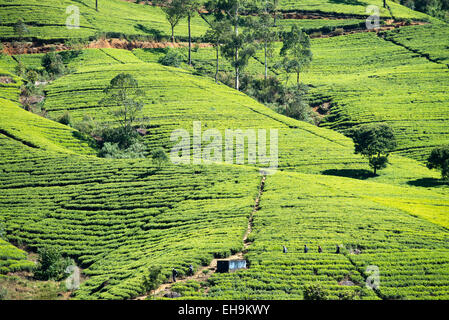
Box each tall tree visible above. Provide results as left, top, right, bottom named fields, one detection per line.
left=208, top=0, right=257, bottom=91
left=203, top=19, right=231, bottom=83
left=427, top=145, right=449, bottom=180
left=13, top=19, right=29, bottom=59
left=181, top=0, right=201, bottom=65
left=254, top=7, right=278, bottom=81
left=155, top=0, right=186, bottom=43
left=352, top=123, right=397, bottom=175
left=266, top=0, right=280, bottom=26
left=280, top=25, right=312, bottom=85
left=99, top=73, right=146, bottom=137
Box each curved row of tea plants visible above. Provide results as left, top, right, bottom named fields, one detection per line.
left=178, top=172, right=449, bottom=300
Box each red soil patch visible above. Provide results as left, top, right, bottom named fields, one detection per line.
left=2, top=39, right=212, bottom=55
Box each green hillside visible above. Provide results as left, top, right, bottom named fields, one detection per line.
left=277, top=0, right=431, bottom=20
left=181, top=171, right=449, bottom=299
left=298, top=32, right=449, bottom=162
left=0, top=0, right=433, bottom=42
left=0, top=0, right=448, bottom=302
left=0, top=239, right=35, bottom=274
left=29, top=48, right=438, bottom=185
left=0, top=0, right=209, bottom=41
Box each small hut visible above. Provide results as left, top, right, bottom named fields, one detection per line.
left=216, top=260, right=247, bottom=273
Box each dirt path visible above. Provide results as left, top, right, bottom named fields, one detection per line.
left=134, top=175, right=266, bottom=300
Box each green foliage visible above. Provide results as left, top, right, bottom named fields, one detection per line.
left=25, top=69, right=38, bottom=84
left=41, top=52, right=66, bottom=78
left=280, top=25, right=312, bottom=85
left=13, top=18, right=29, bottom=40
left=57, top=111, right=73, bottom=126
left=0, top=223, right=5, bottom=240
left=151, top=147, right=169, bottom=168
left=100, top=126, right=140, bottom=149
left=338, top=290, right=360, bottom=300
left=154, top=0, right=187, bottom=42
left=34, top=247, right=73, bottom=281
left=143, top=266, right=164, bottom=292
left=158, top=49, right=185, bottom=67
left=303, top=283, right=328, bottom=300
left=99, top=141, right=147, bottom=159
left=427, top=146, right=449, bottom=180
left=14, top=61, right=26, bottom=77
left=100, top=73, right=145, bottom=135
left=352, top=123, right=397, bottom=175
left=0, top=286, right=7, bottom=300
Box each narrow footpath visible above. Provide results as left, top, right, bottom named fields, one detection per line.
left=134, top=175, right=266, bottom=300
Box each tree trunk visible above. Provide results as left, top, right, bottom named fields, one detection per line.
left=383, top=0, right=386, bottom=8
left=96, top=0, right=98, bottom=11
left=215, top=45, right=219, bottom=84
left=264, top=41, right=268, bottom=81
left=171, top=25, right=175, bottom=43
left=188, top=15, right=192, bottom=66
left=234, top=6, right=239, bottom=91
left=296, top=71, right=300, bottom=85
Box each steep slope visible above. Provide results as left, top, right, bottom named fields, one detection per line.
left=0, top=0, right=448, bottom=301
left=297, top=31, right=449, bottom=162
left=0, top=0, right=208, bottom=41
left=181, top=171, right=449, bottom=300
left=38, top=48, right=441, bottom=186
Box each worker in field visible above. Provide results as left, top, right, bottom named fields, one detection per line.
left=283, top=245, right=288, bottom=253
left=172, top=268, right=178, bottom=282
left=304, top=245, right=308, bottom=253
left=318, top=246, right=322, bottom=253
left=188, top=264, right=194, bottom=276
left=336, top=245, right=340, bottom=254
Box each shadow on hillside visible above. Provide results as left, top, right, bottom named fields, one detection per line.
left=134, top=24, right=163, bottom=40
left=328, top=0, right=366, bottom=6
left=322, top=169, right=375, bottom=180
left=136, top=169, right=158, bottom=179
left=407, top=178, right=449, bottom=188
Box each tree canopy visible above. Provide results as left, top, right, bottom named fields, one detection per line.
left=99, top=73, right=145, bottom=136
left=352, top=123, right=397, bottom=175
left=427, top=145, right=449, bottom=180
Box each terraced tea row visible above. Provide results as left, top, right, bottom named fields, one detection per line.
left=383, top=23, right=449, bottom=65
left=0, top=238, right=34, bottom=274
left=277, top=0, right=431, bottom=20
left=0, top=0, right=209, bottom=41
left=34, top=50, right=440, bottom=186
left=0, top=132, right=262, bottom=299
left=179, top=172, right=449, bottom=299
left=294, top=31, right=449, bottom=162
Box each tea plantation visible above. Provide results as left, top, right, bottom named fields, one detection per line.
left=0, top=0, right=448, bottom=301
left=35, top=49, right=439, bottom=185
left=0, top=0, right=433, bottom=42
left=297, top=32, right=449, bottom=162
left=179, top=172, right=449, bottom=300
left=0, top=0, right=209, bottom=41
